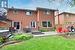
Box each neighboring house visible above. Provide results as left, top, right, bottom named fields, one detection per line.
left=0, top=15, right=11, bottom=29
left=0, top=8, right=11, bottom=30
left=55, top=12, right=75, bottom=27
left=5, top=7, right=56, bottom=31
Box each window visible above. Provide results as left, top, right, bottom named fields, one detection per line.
left=1, top=1, right=7, bottom=7
left=74, top=22, right=75, bottom=24
left=13, top=10, right=18, bottom=14
left=42, top=21, right=52, bottom=27
left=4, top=1, right=7, bottom=7
left=14, top=22, right=20, bottom=29
left=42, top=21, right=47, bottom=27
left=65, top=22, right=68, bottom=24
left=48, top=21, right=51, bottom=27
left=45, top=11, right=50, bottom=15
left=26, top=11, right=32, bottom=15
left=66, top=14, right=69, bottom=17
left=31, top=21, right=36, bottom=28
left=66, top=22, right=72, bottom=24
left=1, top=1, right=4, bottom=7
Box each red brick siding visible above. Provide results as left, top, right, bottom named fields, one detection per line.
left=7, top=9, right=55, bottom=31
left=37, top=10, right=55, bottom=28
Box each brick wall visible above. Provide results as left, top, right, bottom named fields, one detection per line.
left=7, top=8, right=55, bottom=31
left=56, top=12, right=75, bottom=27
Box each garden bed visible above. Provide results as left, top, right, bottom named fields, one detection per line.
left=0, top=33, right=33, bottom=48
left=58, top=32, right=75, bottom=39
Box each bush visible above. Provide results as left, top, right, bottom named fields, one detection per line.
left=39, top=29, right=48, bottom=32
left=10, top=34, right=33, bottom=41
left=66, top=32, right=75, bottom=35
left=51, top=27, right=56, bottom=31
left=0, top=36, right=4, bottom=44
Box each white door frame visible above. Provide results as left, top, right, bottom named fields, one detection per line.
left=12, top=21, right=21, bottom=30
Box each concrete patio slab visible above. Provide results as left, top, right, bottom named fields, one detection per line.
left=33, top=32, right=58, bottom=37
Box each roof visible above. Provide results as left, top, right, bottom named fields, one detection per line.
left=36, top=7, right=57, bottom=11
left=5, top=7, right=57, bottom=12
left=58, top=12, right=75, bottom=15
left=7, top=8, right=36, bottom=12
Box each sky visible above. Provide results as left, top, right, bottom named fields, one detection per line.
left=8, top=0, right=75, bottom=13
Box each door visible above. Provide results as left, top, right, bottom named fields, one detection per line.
left=14, top=22, right=20, bottom=29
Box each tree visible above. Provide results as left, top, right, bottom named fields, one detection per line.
left=47, top=0, right=75, bottom=7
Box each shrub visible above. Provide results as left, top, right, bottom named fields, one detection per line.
left=66, top=32, right=75, bottom=35
left=10, top=34, right=33, bottom=41
left=51, top=27, right=56, bottom=31
left=0, top=36, right=4, bottom=44
left=39, top=29, right=48, bottom=32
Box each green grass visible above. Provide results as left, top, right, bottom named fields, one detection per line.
left=1, top=36, right=75, bottom=50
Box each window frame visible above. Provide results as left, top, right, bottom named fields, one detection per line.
left=42, top=21, right=47, bottom=27
left=13, top=10, right=18, bottom=14
left=26, top=11, right=32, bottom=16
left=42, top=21, right=52, bottom=28
left=66, top=14, right=69, bottom=18
left=44, top=10, right=50, bottom=15
left=14, top=22, right=20, bottom=29
left=31, top=21, right=36, bottom=28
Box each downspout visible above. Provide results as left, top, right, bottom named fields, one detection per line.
left=58, top=14, right=60, bottom=24
left=37, top=10, right=40, bottom=31
left=55, top=10, right=59, bottom=25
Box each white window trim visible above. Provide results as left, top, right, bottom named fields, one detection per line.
left=46, top=11, right=49, bottom=15
left=12, top=21, right=21, bottom=30
left=1, top=1, right=4, bottom=7
left=26, top=11, right=32, bottom=16
left=31, top=21, right=36, bottom=28
left=47, top=21, right=48, bottom=28
left=45, top=11, right=50, bottom=15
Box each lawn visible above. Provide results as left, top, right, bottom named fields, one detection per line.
left=1, top=36, right=75, bottom=50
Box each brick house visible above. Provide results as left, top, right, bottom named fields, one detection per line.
left=0, top=7, right=56, bottom=31
left=55, top=12, right=75, bottom=27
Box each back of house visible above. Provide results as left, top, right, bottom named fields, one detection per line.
left=6, top=7, right=56, bottom=32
